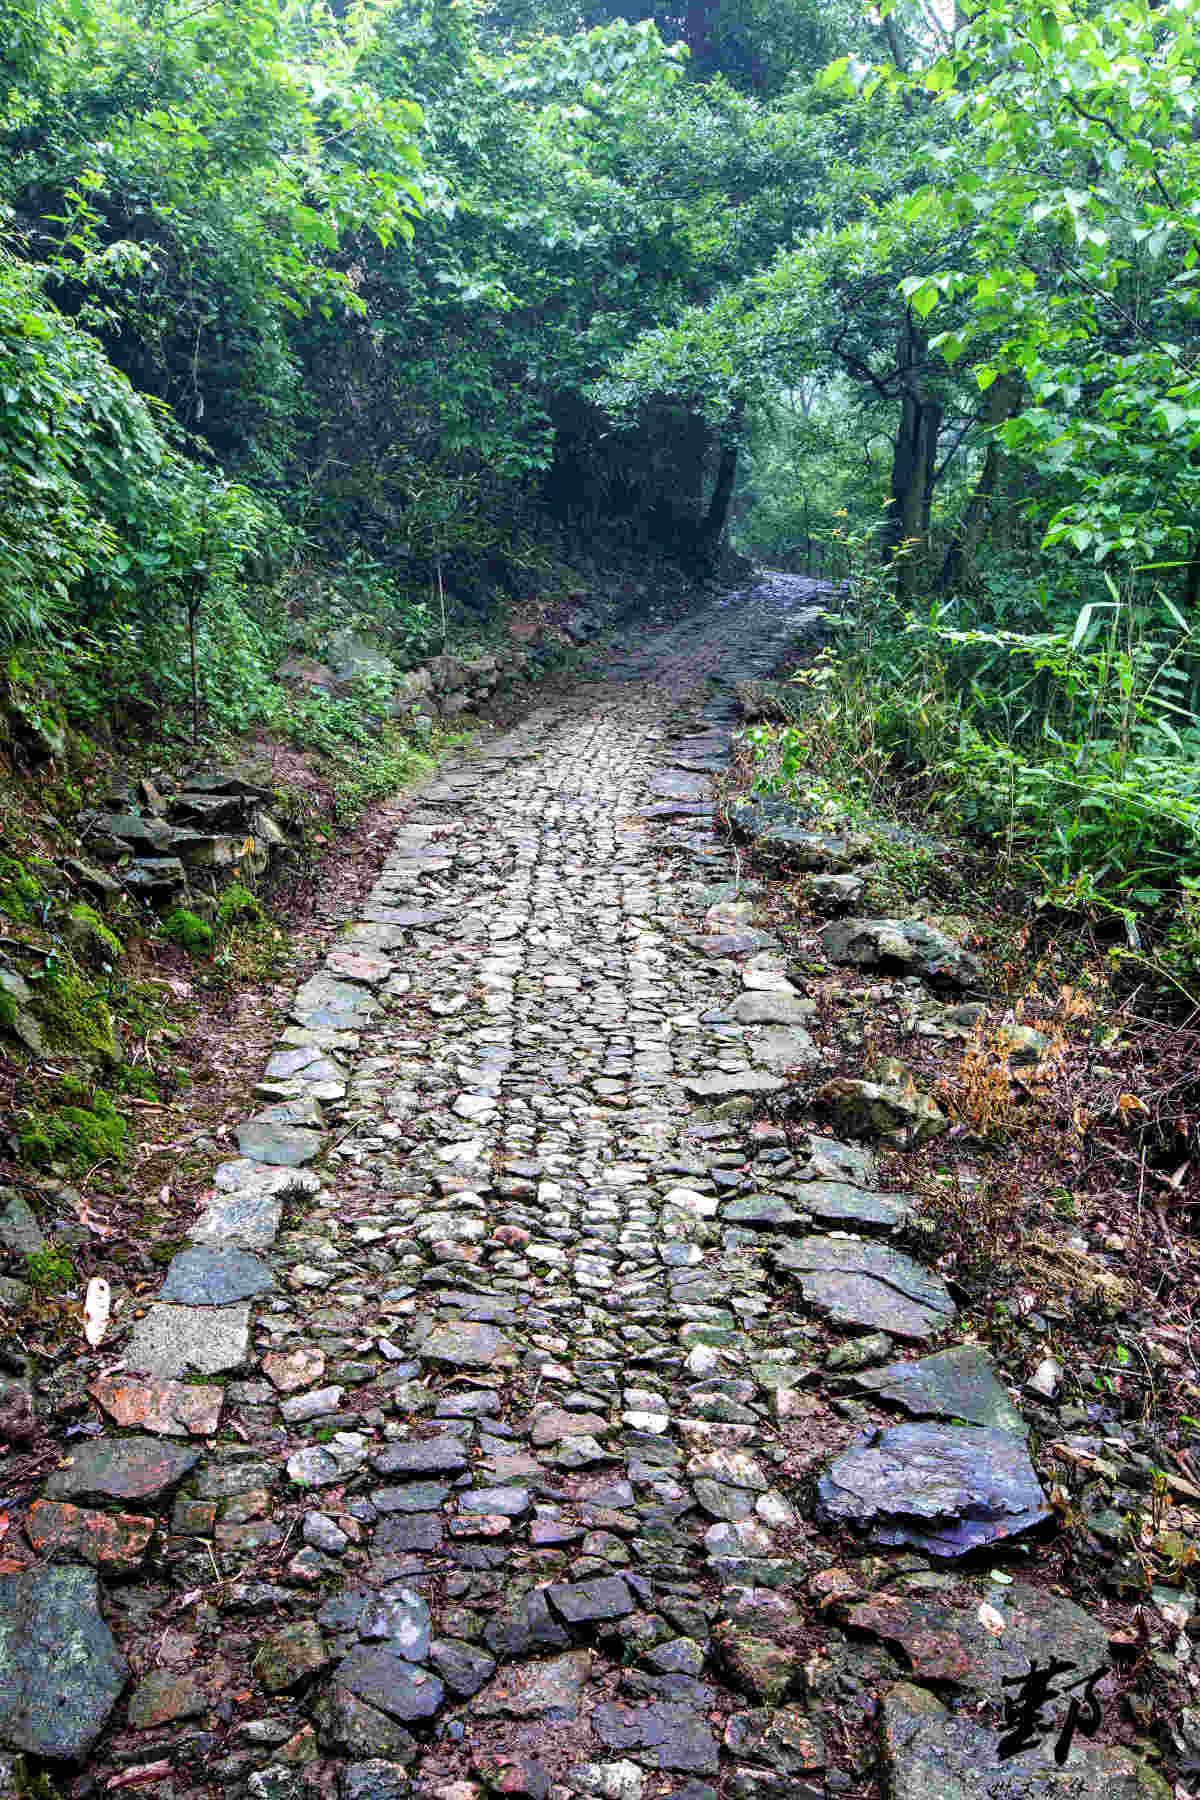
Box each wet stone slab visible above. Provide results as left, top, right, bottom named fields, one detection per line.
left=337, top=1650, right=445, bottom=1723
left=817, top=1422, right=1050, bottom=1557
left=772, top=1237, right=955, bottom=1340
left=0, top=1566, right=128, bottom=1758
left=189, top=1188, right=282, bottom=1249
left=234, top=1119, right=324, bottom=1166
left=593, top=1701, right=720, bottom=1774
left=847, top=1581, right=1110, bottom=1691
left=847, top=1344, right=1026, bottom=1433
left=45, top=1434, right=200, bottom=1506
left=880, top=1682, right=1169, bottom=1799
left=159, top=1245, right=274, bottom=1305
left=799, top=1180, right=910, bottom=1231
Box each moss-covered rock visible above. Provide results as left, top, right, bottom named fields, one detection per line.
left=19, top=1089, right=127, bottom=1173
left=36, top=968, right=122, bottom=1067
left=162, top=908, right=214, bottom=956
left=62, top=904, right=123, bottom=970
left=0, top=855, right=43, bottom=924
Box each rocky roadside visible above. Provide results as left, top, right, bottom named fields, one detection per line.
left=0, top=571, right=1187, bottom=1800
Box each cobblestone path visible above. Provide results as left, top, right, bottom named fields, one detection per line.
left=13, top=576, right=1167, bottom=1800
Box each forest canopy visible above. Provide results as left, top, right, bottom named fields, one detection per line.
left=3, top=0, right=1200, bottom=928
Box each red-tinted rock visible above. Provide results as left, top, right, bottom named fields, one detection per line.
left=89, top=1375, right=222, bottom=1437
left=25, top=1500, right=153, bottom=1573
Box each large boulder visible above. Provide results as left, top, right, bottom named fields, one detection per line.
left=819, top=918, right=982, bottom=987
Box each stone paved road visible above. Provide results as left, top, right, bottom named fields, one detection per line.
left=6, top=577, right=1168, bottom=1800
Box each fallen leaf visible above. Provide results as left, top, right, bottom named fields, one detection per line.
left=83, top=1277, right=111, bottom=1347
left=106, top=1761, right=171, bottom=1790
left=978, top=1602, right=1006, bottom=1636
left=0, top=1512, right=10, bottom=1543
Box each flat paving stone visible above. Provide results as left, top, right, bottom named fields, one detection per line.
left=418, top=1321, right=509, bottom=1367
left=371, top=1436, right=471, bottom=1477
left=682, top=1072, right=786, bottom=1101
left=546, top=1575, right=635, bottom=1623
left=45, top=1435, right=200, bottom=1506
left=125, top=1301, right=251, bottom=1377
left=234, top=1119, right=324, bottom=1165
left=473, top=1650, right=592, bottom=1719
left=593, top=1701, right=720, bottom=1774
left=25, top=1500, right=154, bottom=1573
left=772, top=1237, right=955, bottom=1340
left=800, top=1180, right=910, bottom=1230
left=848, top=1344, right=1025, bottom=1433
left=0, top=1566, right=128, bottom=1757
left=159, top=1246, right=274, bottom=1305
left=88, top=1375, right=223, bottom=1436
left=337, top=1650, right=444, bottom=1723
left=817, top=1422, right=1050, bottom=1556
left=190, top=1189, right=283, bottom=1249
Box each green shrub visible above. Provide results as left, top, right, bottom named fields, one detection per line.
left=162, top=907, right=214, bottom=956
left=24, top=1243, right=76, bottom=1295
left=215, top=884, right=263, bottom=932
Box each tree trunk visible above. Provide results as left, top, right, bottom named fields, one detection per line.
left=939, top=372, right=1022, bottom=590
left=881, top=317, right=940, bottom=598
left=696, top=403, right=743, bottom=565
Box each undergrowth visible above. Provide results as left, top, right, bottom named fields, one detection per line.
left=747, top=540, right=1200, bottom=1007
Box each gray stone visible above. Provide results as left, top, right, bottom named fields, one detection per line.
left=371, top=1436, right=471, bottom=1477
left=159, top=1245, right=274, bottom=1305
left=125, top=1302, right=251, bottom=1377
left=483, top=1591, right=572, bottom=1658
left=819, top=918, right=982, bottom=987
left=430, top=1639, right=497, bottom=1697
left=342, top=1760, right=411, bottom=1800
left=593, top=1701, right=719, bottom=1774
left=800, top=1181, right=910, bottom=1230
left=474, top=1650, right=591, bottom=1718
left=287, top=1440, right=368, bottom=1487
left=847, top=1582, right=1108, bottom=1692
left=815, top=1077, right=947, bottom=1148
left=190, top=1189, right=282, bottom=1250
left=0, top=1191, right=44, bottom=1257
left=546, top=1576, right=635, bottom=1623
left=748, top=1027, right=817, bottom=1072
left=817, top=1422, right=1050, bottom=1556
left=0, top=1566, right=127, bottom=1758
left=337, top=1650, right=444, bottom=1723
left=723, top=1195, right=802, bottom=1230
left=234, top=1120, right=324, bottom=1166
left=880, top=1681, right=1169, bottom=1798
left=722, top=1709, right=825, bottom=1775
left=849, top=1346, right=1025, bottom=1434
left=372, top=1483, right=451, bottom=1513
left=726, top=993, right=815, bottom=1027
left=313, top=1687, right=418, bottom=1761
left=772, top=1237, right=955, bottom=1340
left=682, top=1072, right=786, bottom=1102
left=45, top=1435, right=199, bottom=1505
left=374, top=1514, right=444, bottom=1553
left=359, top=1589, right=431, bottom=1663
left=460, top=1487, right=530, bottom=1517
left=419, top=1321, right=508, bottom=1368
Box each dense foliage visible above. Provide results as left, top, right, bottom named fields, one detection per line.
left=3, top=0, right=1200, bottom=956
